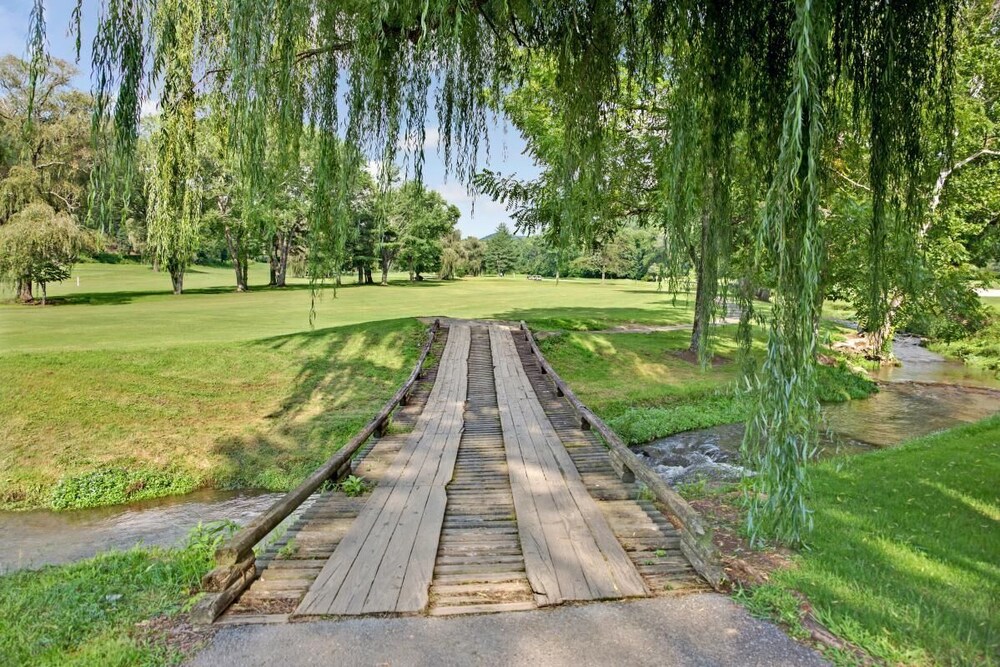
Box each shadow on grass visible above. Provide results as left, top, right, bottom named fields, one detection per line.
left=207, top=318, right=427, bottom=492
left=44, top=276, right=451, bottom=307
left=777, top=425, right=1000, bottom=664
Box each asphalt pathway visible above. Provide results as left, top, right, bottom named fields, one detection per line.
left=188, top=593, right=828, bottom=667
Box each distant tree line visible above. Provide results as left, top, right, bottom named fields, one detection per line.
left=0, top=56, right=476, bottom=299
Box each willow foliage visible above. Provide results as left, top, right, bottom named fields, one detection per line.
left=32, top=0, right=959, bottom=543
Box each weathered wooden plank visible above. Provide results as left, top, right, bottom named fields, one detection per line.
left=295, top=325, right=470, bottom=617
left=518, top=321, right=725, bottom=589
left=428, top=601, right=536, bottom=616
left=396, top=486, right=448, bottom=611
left=490, top=325, right=648, bottom=605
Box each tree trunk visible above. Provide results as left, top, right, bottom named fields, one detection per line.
left=168, top=260, right=185, bottom=295
left=380, top=251, right=391, bottom=285
left=365, top=267, right=373, bottom=284
left=690, top=214, right=715, bottom=355
left=408, top=260, right=415, bottom=282
left=223, top=224, right=248, bottom=292
left=17, top=279, right=33, bottom=303
left=268, top=237, right=278, bottom=286
left=40, top=282, right=47, bottom=306
left=276, top=233, right=290, bottom=287
left=358, top=265, right=365, bottom=284
left=601, top=268, right=606, bottom=284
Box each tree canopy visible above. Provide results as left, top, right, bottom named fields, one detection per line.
left=28, top=0, right=967, bottom=543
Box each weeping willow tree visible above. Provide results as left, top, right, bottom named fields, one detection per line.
left=32, top=0, right=958, bottom=544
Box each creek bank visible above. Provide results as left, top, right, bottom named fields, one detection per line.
left=639, top=334, right=1000, bottom=486
left=0, top=489, right=281, bottom=572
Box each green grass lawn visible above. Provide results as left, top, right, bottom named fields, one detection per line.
left=0, top=262, right=696, bottom=353
left=0, top=318, right=424, bottom=510
left=740, top=415, right=1000, bottom=665
left=0, top=263, right=699, bottom=510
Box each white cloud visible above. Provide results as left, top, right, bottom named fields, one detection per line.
left=364, top=158, right=389, bottom=180
left=398, top=125, right=440, bottom=152
left=431, top=181, right=515, bottom=238
left=139, top=98, right=160, bottom=118
left=432, top=181, right=475, bottom=204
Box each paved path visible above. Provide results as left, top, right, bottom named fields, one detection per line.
left=190, top=594, right=828, bottom=666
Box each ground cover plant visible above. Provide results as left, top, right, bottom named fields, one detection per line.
left=733, top=416, right=1000, bottom=665
left=0, top=316, right=424, bottom=510
left=0, top=523, right=229, bottom=665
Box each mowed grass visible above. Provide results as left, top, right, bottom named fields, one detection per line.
left=0, top=263, right=695, bottom=509
left=0, top=318, right=424, bottom=510
left=742, top=416, right=1000, bottom=665
left=0, top=263, right=695, bottom=353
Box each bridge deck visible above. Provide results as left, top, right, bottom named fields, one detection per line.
left=219, top=322, right=703, bottom=623
left=296, top=325, right=470, bottom=615
left=491, top=326, right=648, bottom=604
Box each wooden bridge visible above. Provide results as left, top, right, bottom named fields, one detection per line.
left=195, top=321, right=723, bottom=624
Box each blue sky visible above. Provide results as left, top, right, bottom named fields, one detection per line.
left=0, top=0, right=538, bottom=238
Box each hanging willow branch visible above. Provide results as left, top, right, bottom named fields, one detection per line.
left=27, top=0, right=959, bottom=543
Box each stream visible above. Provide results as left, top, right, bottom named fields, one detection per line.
left=639, top=337, right=1000, bottom=486
left=0, top=489, right=282, bottom=573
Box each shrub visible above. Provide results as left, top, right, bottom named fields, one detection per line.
left=50, top=467, right=198, bottom=510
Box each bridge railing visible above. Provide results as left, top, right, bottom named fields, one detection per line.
left=193, top=319, right=441, bottom=623
left=518, top=321, right=726, bottom=589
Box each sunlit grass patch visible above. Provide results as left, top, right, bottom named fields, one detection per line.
left=0, top=319, right=424, bottom=510
left=740, top=416, right=1000, bottom=665
left=0, top=523, right=230, bottom=665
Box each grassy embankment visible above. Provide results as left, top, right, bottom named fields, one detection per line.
left=1, top=263, right=697, bottom=510
left=0, top=524, right=226, bottom=666
left=735, top=416, right=1000, bottom=666
left=539, top=325, right=875, bottom=445
left=928, top=295, right=1000, bottom=374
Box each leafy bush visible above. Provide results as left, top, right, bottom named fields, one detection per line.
left=607, top=361, right=876, bottom=445
left=50, top=467, right=198, bottom=510
left=815, top=361, right=878, bottom=402
left=608, top=394, right=749, bottom=445
left=931, top=317, right=1000, bottom=373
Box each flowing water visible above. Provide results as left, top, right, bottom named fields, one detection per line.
left=640, top=337, right=1000, bottom=485
left=0, top=489, right=282, bottom=573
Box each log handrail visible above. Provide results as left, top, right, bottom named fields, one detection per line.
left=207, top=319, right=441, bottom=574
left=518, top=321, right=726, bottom=589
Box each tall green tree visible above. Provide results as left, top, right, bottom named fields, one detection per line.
left=40, top=0, right=962, bottom=542
left=484, top=223, right=520, bottom=276
left=0, top=202, right=91, bottom=304
left=0, top=56, right=93, bottom=301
